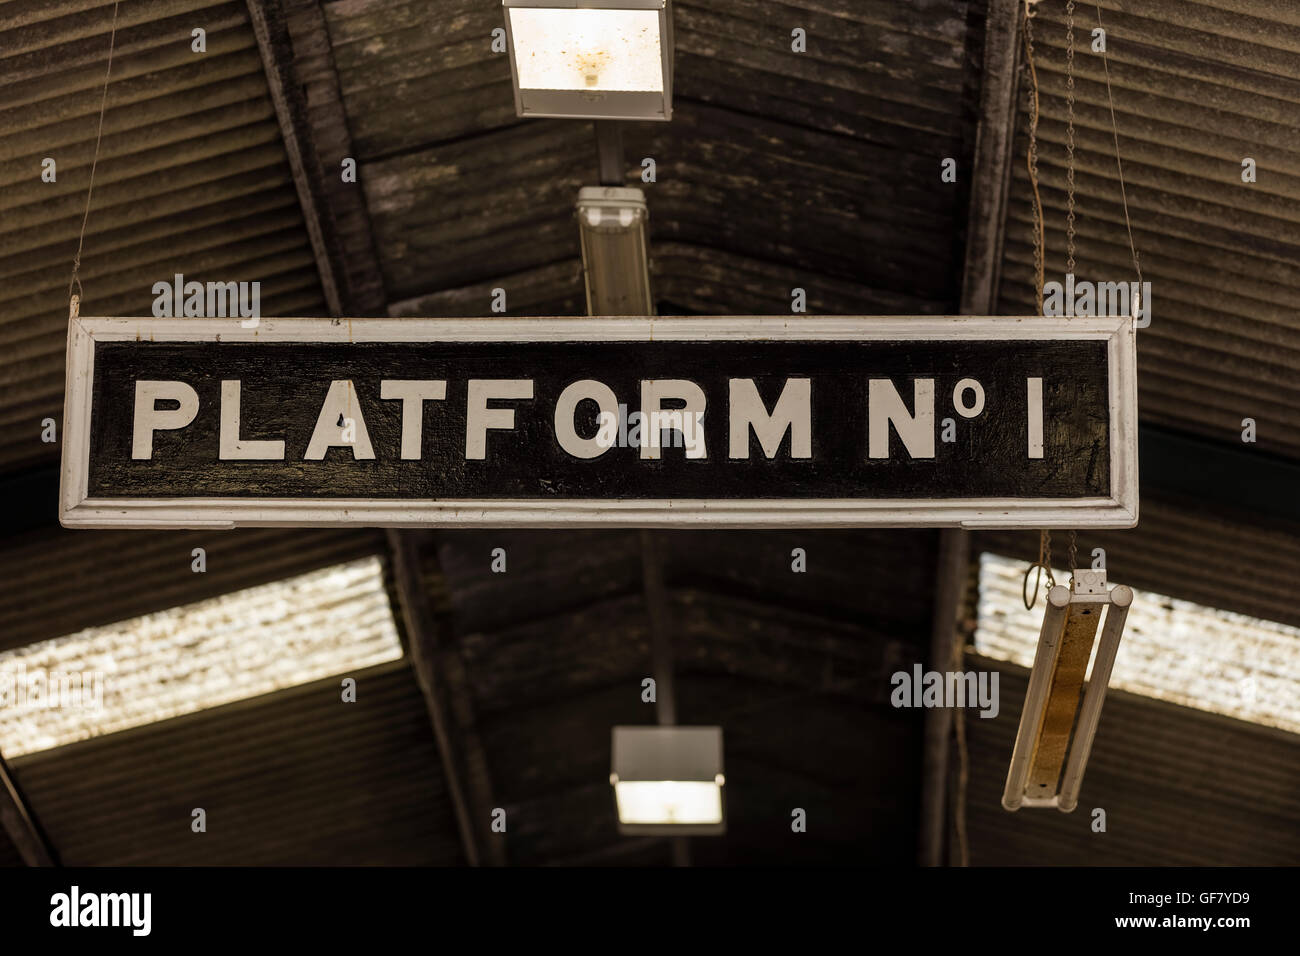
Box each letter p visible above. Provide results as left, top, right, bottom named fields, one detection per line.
left=132, top=381, right=199, bottom=459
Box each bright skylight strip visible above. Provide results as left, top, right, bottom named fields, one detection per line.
left=974, top=552, right=1300, bottom=734
left=0, top=557, right=403, bottom=757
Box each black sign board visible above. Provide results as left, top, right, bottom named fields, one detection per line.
left=61, top=316, right=1137, bottom=529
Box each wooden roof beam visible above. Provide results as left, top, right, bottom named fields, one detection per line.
left=245, top=0, right=388, bottom=315
left=919, top=0, right=1024, bottom=868
left=0, top=750, right=58, bottom=866
left=386, top=530, right=507, bottom=867
left=959, top=0, right=1025, bottom=319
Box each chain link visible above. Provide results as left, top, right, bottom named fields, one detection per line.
left=1023, top=2, right=1045, bottom=315
left=1022, top=2, right=1090, bottom=609
left=1063, top=4, right=1079, bottom=590
left=1023, top=527, right=1054, bottom=609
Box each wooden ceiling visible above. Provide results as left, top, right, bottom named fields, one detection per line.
left=328, top=0, right=978, bottom=317
left=0, top=0, right=1298, bottom=867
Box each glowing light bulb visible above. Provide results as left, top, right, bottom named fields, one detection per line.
left=509, top=8, right=663, bottom=93
left=574, top=45, right=611, bottom=87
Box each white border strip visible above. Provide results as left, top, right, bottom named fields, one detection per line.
left=60, top=315, right=1139, bottom=530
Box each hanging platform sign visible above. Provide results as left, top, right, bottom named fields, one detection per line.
left=59, top=316, right=1137, bottom=529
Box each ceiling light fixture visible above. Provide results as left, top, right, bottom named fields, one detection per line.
left=576, top=186, right=653, bottom=314
left=1001, top=569, right=1132, bottom=812
left=611, top=725, right=725, bottom=834
left=502, top=0, right=673, bottom=120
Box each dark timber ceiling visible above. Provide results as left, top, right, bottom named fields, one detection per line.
left=0, top=0, right=1297, bottom=867
left=325, top=0, right=979, bottom=317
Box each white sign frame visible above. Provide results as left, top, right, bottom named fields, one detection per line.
left=60, top=315, right=1138, bottom=530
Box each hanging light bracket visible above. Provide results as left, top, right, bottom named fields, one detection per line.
left=1002, top=568, right=1132, bottom=812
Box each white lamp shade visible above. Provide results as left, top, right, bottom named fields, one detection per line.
left=611, top=725, right=725, bottom=835
left=510, top=9, right=662, bottom=92
left=614, top=781, right=722, bottom=825
left=503, top=1, right=673, bottom=120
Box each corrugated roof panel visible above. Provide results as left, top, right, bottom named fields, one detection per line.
left=361, top=120, right=591, bottom=302
left=0, top=526, right=382, bottom=654
left=973, top=495, right=1300, bottom=632
left=0, top=556, right=404, bottom=757
left=0, top=0, right=327, bottom=475
left=9, top=661, right=466, bottom=865
left=433, top=522, right=935, bottom=863
left=962, top=655, right=1300, bottom=865
left=0, top=821, right=24, bottom=867
left=996, top=0, right=1300, bottom=459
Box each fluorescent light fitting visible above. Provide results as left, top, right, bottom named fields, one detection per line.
left=576, top=186, right=653, bottom=315
left=999, top=569, right=1131, bottom=812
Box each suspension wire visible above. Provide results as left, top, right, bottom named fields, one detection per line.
left=68, top=2, right=121, bottom=306
left=1095, top=5, right=1143, bottom=294
left=1064, top=2, right=1078, bottom=581
left=1065, top=0, right=1076, bottom=276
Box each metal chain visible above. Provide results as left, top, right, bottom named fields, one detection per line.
left=1025, top=5, right=1085, bottom=607
left=1022, top=1, right=1053, bottom=608
left=1023, top=1, right=1045, bottom=315
left=1024, top=527, right=1056, bottom=609
left=1064, top=4, right=1080, bottom=591
left=1065, top=0, right=1076, bottom=276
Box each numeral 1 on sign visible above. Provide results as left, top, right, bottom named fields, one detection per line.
left=1027, top=377, right=1044, bottom=460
